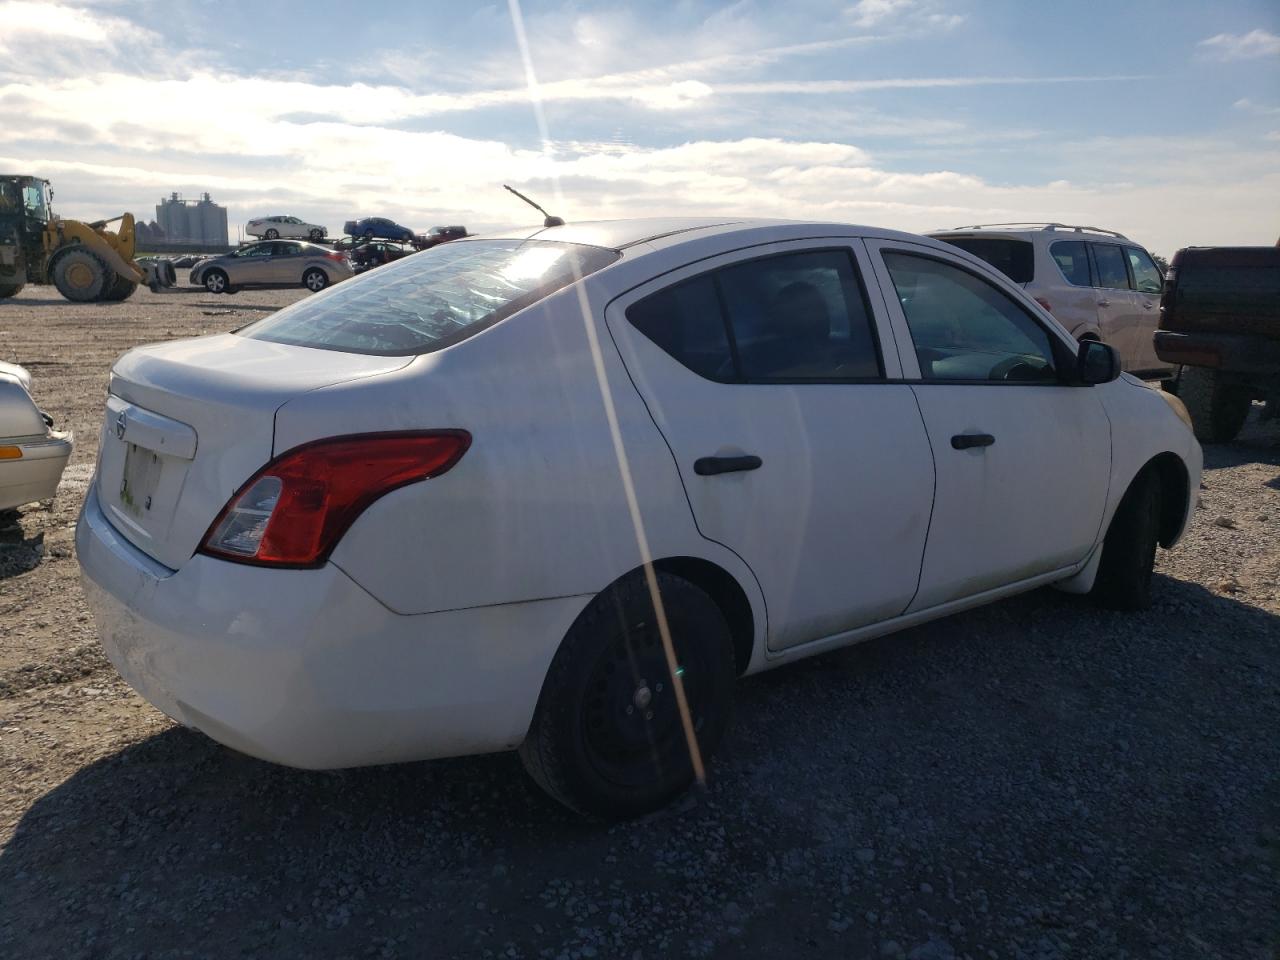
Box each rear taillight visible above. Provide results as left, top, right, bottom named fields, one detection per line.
left=325, top=251, right=345, bottom=262
left=1034, top=296, right=1052, bottom=313
left=199, top=431, right=470, bottom=567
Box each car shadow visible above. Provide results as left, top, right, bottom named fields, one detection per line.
left=2, top=573, right=1277, bottom=957
left=0, top=511, right=43, bottom=580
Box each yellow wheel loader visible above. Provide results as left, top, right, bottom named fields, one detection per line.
left=0, top=175, right=174, bottom=303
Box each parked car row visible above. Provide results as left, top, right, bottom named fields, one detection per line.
left=76, top=217, right=1203, bottom=819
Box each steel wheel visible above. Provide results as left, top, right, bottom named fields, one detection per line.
left=520, top=571, right=737, bottom=819
left=581, top=623, right=707, bottom=790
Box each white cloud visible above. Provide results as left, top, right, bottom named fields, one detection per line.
left=1234, top=98, right=1280, bottom=116
left=846, top=0, right=964, bottom=31
left=847, top=0, right=917, bottom=28
left=1198, top=29, right=1280, bottom=61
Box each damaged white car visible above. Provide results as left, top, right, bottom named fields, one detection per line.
left=0, top=361, right=73, bottom=511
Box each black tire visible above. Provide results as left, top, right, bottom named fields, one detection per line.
left=203, top=269, right=229, bottom=294
left=1091, top=470, right=1162, bottom=611
left=100, top=274, right=138, bottom=301
left=0, top=281, right=23, bottom=299
left=52, top=249, right=110, bottom=302
left=364, top=228, right=375, bottom=239
left=1176, top=365, right=1250, bottom=443
left=264, top=228, right=280, bottom=240
left=309, top=228, right=324, bottom=242
left=519, top=571, right=736, bottom=819
left=302, top=268, right=328, bottom=292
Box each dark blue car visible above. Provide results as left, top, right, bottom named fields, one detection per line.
left=343, top=217, right=415, bottom=242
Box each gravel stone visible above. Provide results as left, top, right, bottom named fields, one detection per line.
left=1, top=289, right=1277, bottom=959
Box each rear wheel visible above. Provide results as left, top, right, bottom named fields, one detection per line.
left=52, top=249, right=110, bottom=302
left=302, top=268, right=328, bottom=292
left=309, top=228, right=323, bottom=241
left=0, top=281, right=23, bottom=299
left=203, top=269, right=229, bottom=294
left=264, top=228, right=279, bottom=240
left=1177, top=365, right=1250, bottom=443
left=100, top=274, right=138, bottom=301
left=519, top=571, right=736, bottom=819
left=1091, top=470, right=1162, bottom=611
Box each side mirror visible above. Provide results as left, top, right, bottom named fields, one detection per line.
left=1077, top=339, right=1121, bottom=385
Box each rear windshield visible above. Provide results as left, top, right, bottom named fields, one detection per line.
left=936, top=237, right=1035, bottom=284
left=239, top=239, right=619, bottom=356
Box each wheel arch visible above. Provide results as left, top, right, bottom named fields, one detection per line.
left=1145, top=451, right=1191, bottom=548
left=1115, top=451, right=1190, bottom=549
left=590, top=558, right=757, bottom=676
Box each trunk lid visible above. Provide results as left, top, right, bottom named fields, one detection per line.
left=97, top=333, right=412, bottom=570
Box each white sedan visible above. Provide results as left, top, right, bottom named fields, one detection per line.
left=76, top=219, right=1202, bottom=818
left=245, top=215, right=327, bottom=242
left=1, top=361, right=73, bottom=512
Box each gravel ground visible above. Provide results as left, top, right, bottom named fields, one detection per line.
left=1, top=285, right=1277, bottom=960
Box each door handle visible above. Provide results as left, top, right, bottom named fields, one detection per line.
left=694, top=454, right=762, bottom=476
left=1096, top=299, right=1110, bottom=307
left=951, top=433, right=995, bottom=450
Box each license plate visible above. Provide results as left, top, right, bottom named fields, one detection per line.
left=119, top=442, right=163, bottom=518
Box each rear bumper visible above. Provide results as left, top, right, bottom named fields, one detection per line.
left=1154, top=331, right=1280, bottom=375
left=0, top=431, right=72, bottom=510
left=75, top=483, right=586, bottom=768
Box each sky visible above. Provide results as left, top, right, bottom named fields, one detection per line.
left=1, top=0, right=1277, bottom=256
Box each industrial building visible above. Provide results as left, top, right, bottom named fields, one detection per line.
left=155, top=192, right=228, bottom=246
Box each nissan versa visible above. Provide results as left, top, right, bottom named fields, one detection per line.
left=76, top=219, right=1202, bottom=818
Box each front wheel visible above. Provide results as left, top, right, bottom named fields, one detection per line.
left=203, top=269, right=229, bottom=294
left=1091, top=470, right=1162, bottom=611
left=519, top=571, right=736, bottom=819
left=52, top=249, right=110, bottom=302
left=264, top=228, right=279, bottom=240
left=302, top=268, right=328, bottom=292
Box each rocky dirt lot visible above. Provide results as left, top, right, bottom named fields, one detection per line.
left=0, top=285, right=1277, bottom=960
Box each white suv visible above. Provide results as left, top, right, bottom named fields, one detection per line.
left=929, top=223, right=1173, bottom=380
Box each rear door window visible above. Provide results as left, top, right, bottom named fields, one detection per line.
left=1091, top=243, right=1132, bottom=290
left=240, top=239, right=619, bottom=356
left=935, top=237, right=1034, bottom=284
left=717, top=250, right=881, bottom=379
left=1125, top=246, right=1163, bottom=295
left=626, top=275, right=732, bottom=380
left=626, top=248, right=883, bottom=381
left=1051, top=241, right=1093, bottom=286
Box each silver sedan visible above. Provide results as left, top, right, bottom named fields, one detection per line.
left=190, top=241, right=354, bottom=294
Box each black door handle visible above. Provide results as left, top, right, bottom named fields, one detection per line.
left=694, top=455, right=763, bottom=476
left=951, top=433, right=995, bottom=450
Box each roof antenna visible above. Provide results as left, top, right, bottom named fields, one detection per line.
left=504, top=184, right=564, bottom=228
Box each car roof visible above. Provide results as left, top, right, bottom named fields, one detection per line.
left=478, top=217, right=937, bottom=252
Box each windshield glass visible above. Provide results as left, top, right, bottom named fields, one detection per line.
left=239, top=239, right=619, bottom=356
left=21, top=183, right=48, bottom=221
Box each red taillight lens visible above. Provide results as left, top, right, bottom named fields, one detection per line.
left=325, top=251, right=345, bottom=262
left=199, top=431, right=470, bottom=567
